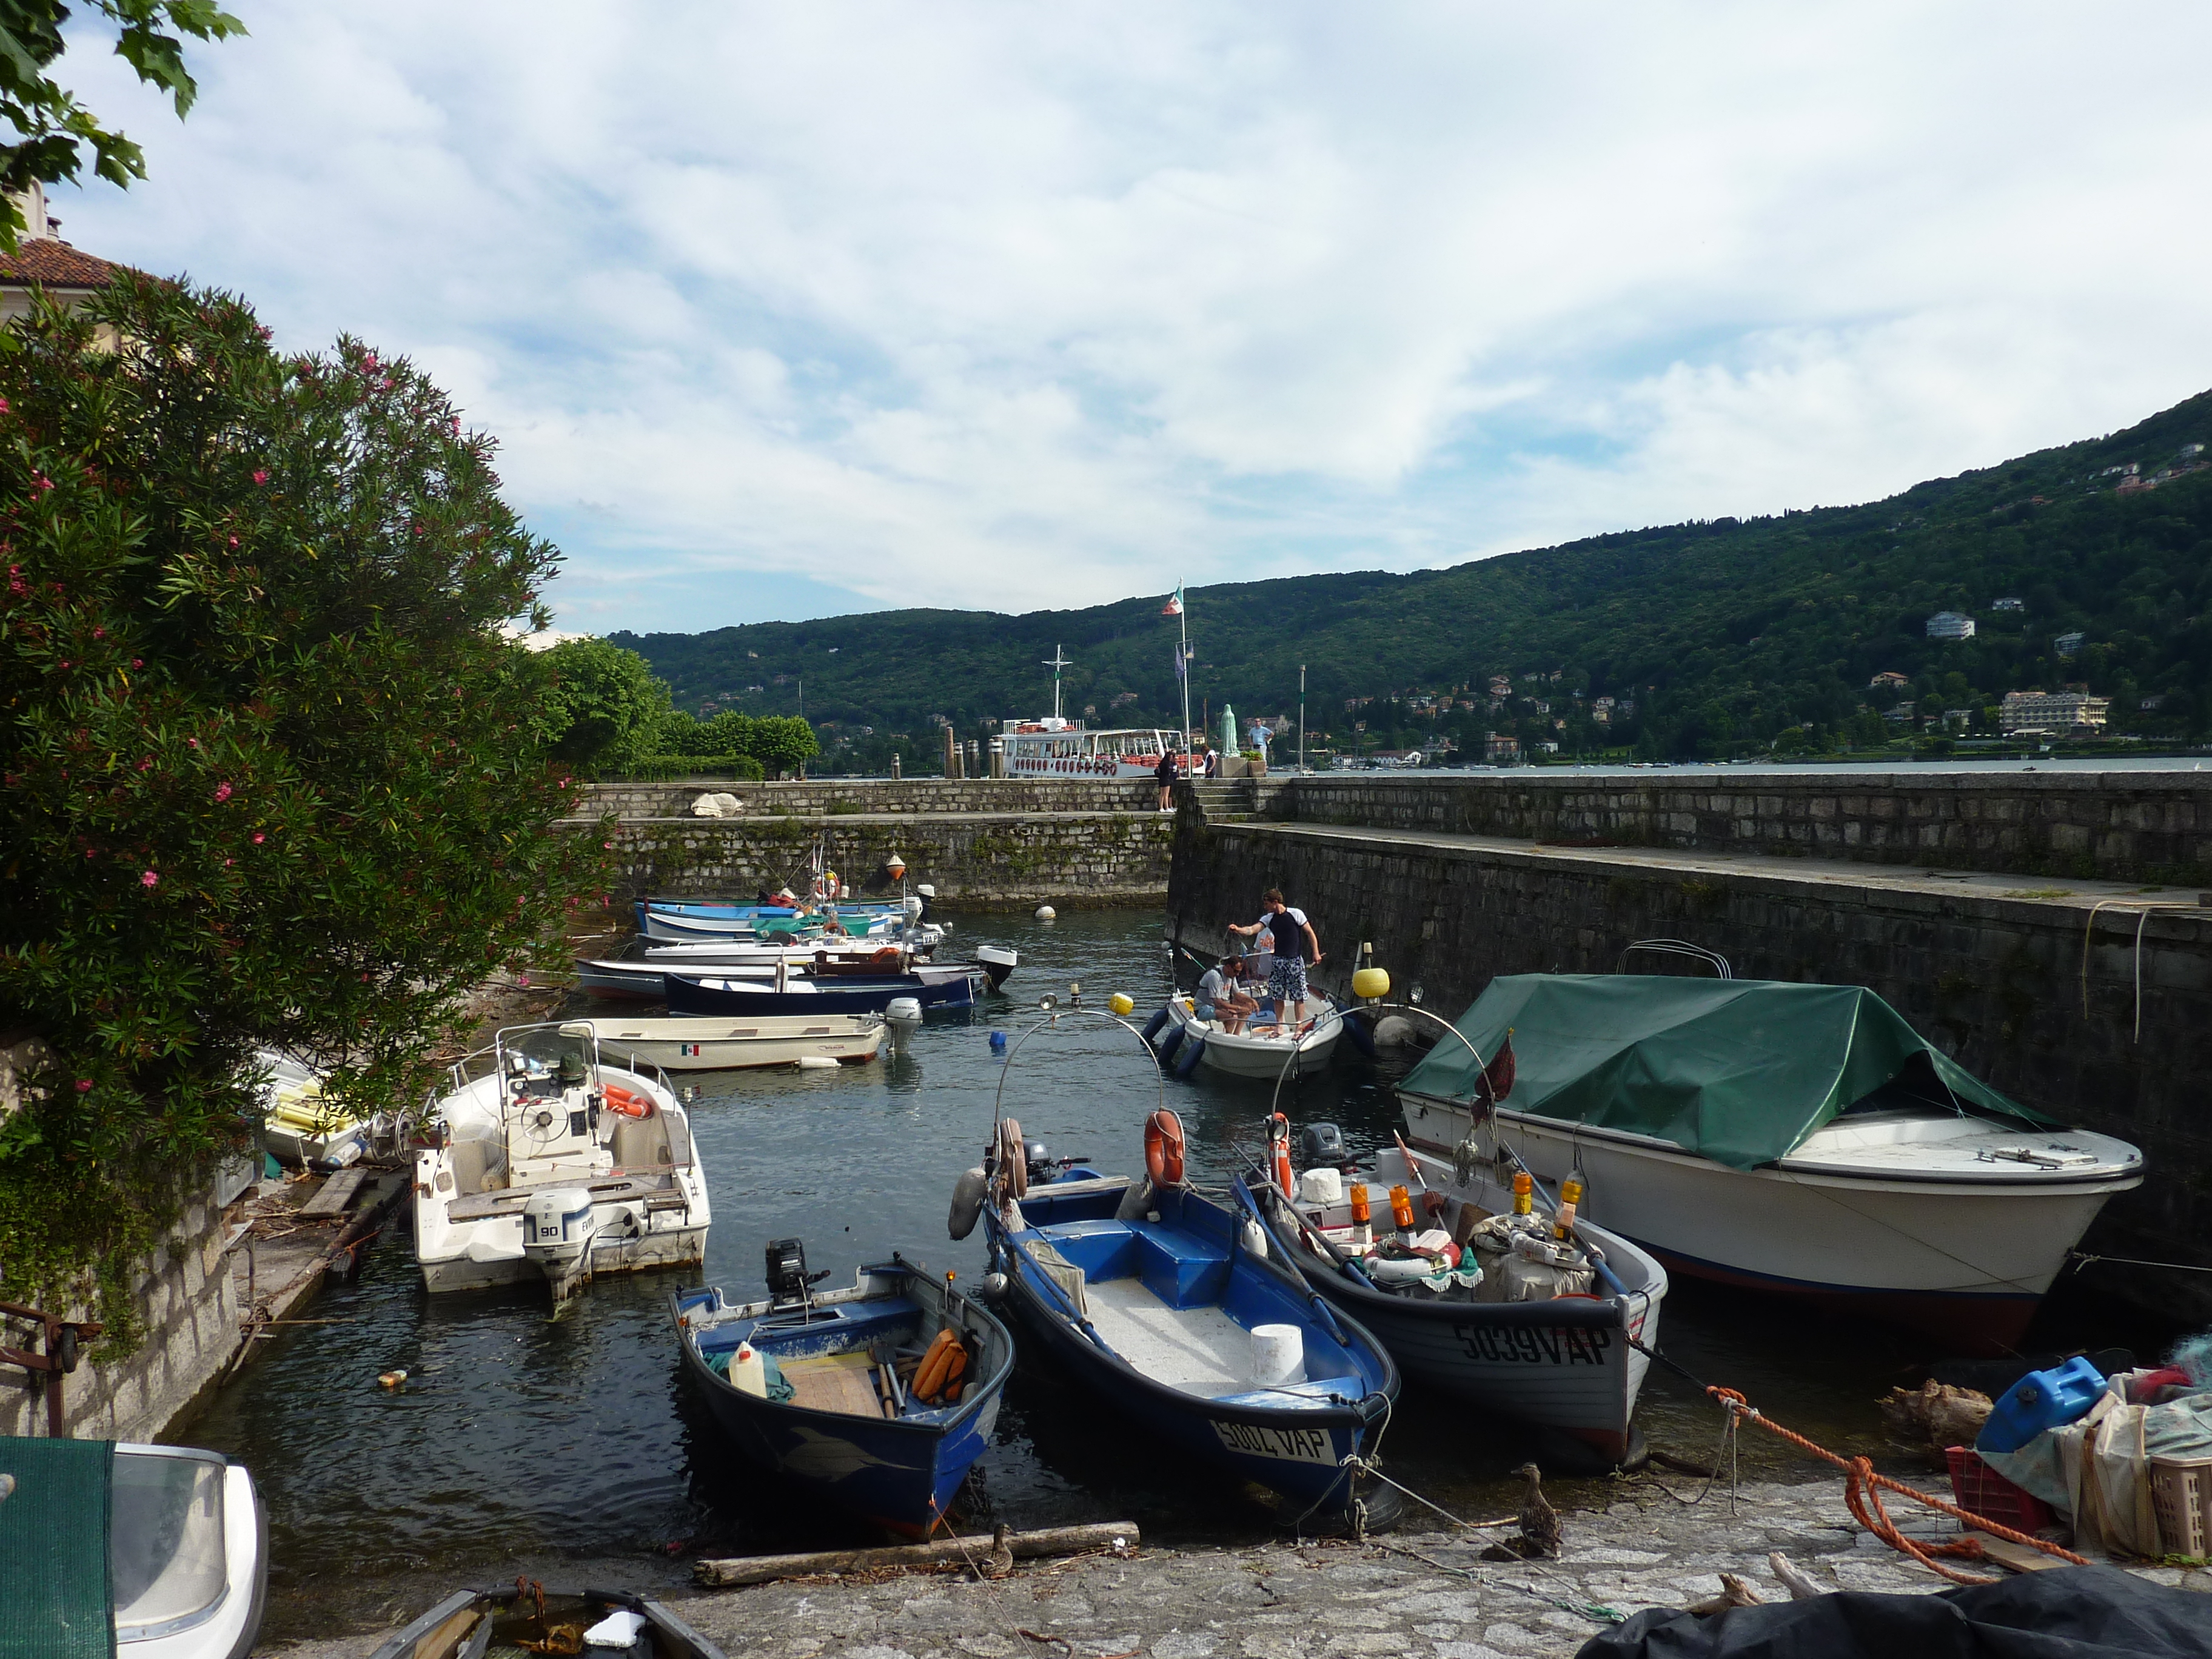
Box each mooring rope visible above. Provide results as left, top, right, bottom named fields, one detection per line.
left=1703, top=1386, right=2088, bottom=1584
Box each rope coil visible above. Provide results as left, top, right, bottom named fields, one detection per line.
left=1704, top=1386, right=2089, bottom=1584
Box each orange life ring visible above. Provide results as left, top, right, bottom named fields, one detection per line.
left=1144, top=1109, right=1186, bottom=1187
left=603, top=1083, right=652, bottom=1119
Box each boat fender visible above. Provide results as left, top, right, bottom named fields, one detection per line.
left=1341, top=1010, right=1377, bottom=1059
left=1239, top=1216, right=1269, bottom=1262
left=1172, top=1035, right=1206, bottom=1079
left=1144, top=1110, right=1187, bottom=1187
left=603, top=1084, right=652, bottom=1119
left=1362, top=1253, right=1433, bottom=1285
left=948, top=1166, right=988, bottom=1240
left=1154, top=1020, right=1185, bottom=1063
left=1114, top=1175, right=1156, bottom=1220
left=977, top=1272, right=1008, bottom=1301
left=1141, top=1006, right=1172, bottom=1046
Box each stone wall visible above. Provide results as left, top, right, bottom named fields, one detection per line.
left=1247, top=771, right=2212, bottom=883
left=0, top=1170, right=243, bottom=1442
left=1168, top=817, right=2212, bottom=1321
left=614, top=811, right=1174, bottom=909
left=582, top=778, right=1159, bottom=821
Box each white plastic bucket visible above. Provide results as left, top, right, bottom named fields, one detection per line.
left=1249, top=1323, right=1307, bottom=1387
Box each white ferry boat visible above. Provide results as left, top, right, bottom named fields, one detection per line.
left=999, top=644, right=1183, bottom=779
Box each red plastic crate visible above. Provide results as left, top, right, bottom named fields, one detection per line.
left=1946, top=1446, right=2057, bottom=1534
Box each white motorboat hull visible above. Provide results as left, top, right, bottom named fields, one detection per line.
left=414, top=1030, right=711, bottom=1301
left=585, top=1014, right=885, bottom=1071
left=1167, top=996, right=1342, bottom=1079
left=1401, top=1093, right=2141, bottom=1351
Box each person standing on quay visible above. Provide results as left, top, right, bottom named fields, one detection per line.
left=1155, top=746, right=1179, bottom=812
left=1233, top=889, right=1321, bottom=1019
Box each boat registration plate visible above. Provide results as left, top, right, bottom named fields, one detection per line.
left=1213, top=1419, right=1336, bottom=1465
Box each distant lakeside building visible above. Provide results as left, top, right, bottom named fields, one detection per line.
left=1999, top=689, right=2110, bottom=737
left=1926, top=611, right=1977, bottom=640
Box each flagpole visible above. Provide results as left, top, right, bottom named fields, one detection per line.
left=1299, top=663, right=1307, bottom=774
left=1178, top=592, right=1191, bottom=773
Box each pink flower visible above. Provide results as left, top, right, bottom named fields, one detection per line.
left=252, top=832, right=266, bottom=844
left=139, top=756, right=152, bottom=770
left=187, top=739, right=198, bottom=749
left=213, top=781, right=233, bottom=802
left=223, top=857, right=233, bottom=866
left=75, top=1078, right=91, bottom=1093
left=252, top=469, right=269, bottom=485
left=227, top=536, right=238, bottom=548
left=92, top=627, right=104, bottom=638
left=140, top=870, right=158, bottom=888
left=131, top=658, right=142, bottom=668
left=518, top=973, right=531, bottom=987
left=0, top=396, right=10, bottom=412
left=30, top=474, right=51, bottom=492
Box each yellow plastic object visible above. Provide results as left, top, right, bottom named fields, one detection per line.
left=1108, top=992, right=1134, bottom=1017
left=1512, top=1170, right=1534, bottom=1216
left=1352, top=967, right=1390, bottom=1000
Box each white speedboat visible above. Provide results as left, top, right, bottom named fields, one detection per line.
left=1, top=1436, right=267, bottom=1659
left=413, top=1022, right=710, bottom=1300
left=585, top=1013, right=885, bottom=1071
left=1397, top=974, right=2143, bottom=1352
left=1153, top=991, right=1343, bottom=1079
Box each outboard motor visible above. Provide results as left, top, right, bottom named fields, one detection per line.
left=1024, top=1139, right=1051, bottom=1185
left=765, top=1236, right=830, bottom=1309
left=1299, top=1121, right=1350, bottom=1170
left=521, top=1188, right=597, bottom=1300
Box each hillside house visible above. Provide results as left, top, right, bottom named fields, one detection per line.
left=1992, top=597, right=2025, bottom=612
left=1869, top=671, right=1912, bottom=691
left=1999, top=690, right=2109, bottom=736
left=1926, top=611, right=1977, bottom=640
left=2053, top=632, right=2086, bottom=659
left=1486, top=734, right=1520, bottom=762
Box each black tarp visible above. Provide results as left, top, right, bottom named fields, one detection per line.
left=1576, top=1566, right=2212, bottom=1659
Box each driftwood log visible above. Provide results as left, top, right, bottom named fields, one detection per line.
left=694, top=1521, right=1140, bottom=1587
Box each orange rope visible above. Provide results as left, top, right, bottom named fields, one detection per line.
left=1704, top=1386, right=2089, bottom=1585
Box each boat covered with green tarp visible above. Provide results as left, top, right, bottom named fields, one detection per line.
left=1399, top=974, right=2050, bottom=1171
left=1393, top=973, right=2138, bottom=1351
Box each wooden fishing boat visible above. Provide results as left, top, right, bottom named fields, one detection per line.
left=973, top=1121, right=1398, bottom=1520
left=369, top=1583, right=724, bottom=1659
left=1241, top=1133, right=1666, bottom=1468
left=0, top=1435, right=268, bottom=1659
left=413, top=1022, right=709, bottom=1301
left=1396, top=974, right=2143, bottom=1352
left=585, top=1014, right=886, bottom=1071
left=665, top=969, right=988, bottom=1019
left=674, top=1250, right=1014, bottom=1536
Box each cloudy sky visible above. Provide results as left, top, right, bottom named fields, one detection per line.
left=56, top=3, right=2212, bottom=632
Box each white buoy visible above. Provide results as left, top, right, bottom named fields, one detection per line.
left=1249, top=1324, right=1306, bottom=1387
left=1298, top=1167, right=1344, bottom=1205
left=1034, top=905, right=1057, bottom=922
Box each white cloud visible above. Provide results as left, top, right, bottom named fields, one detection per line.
left=51, top=1, right=2212, bottom=630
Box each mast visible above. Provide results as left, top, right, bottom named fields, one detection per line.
left=1043, top=643, right=1072, bottom=723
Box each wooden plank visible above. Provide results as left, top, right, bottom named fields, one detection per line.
left=781, top=1352, right=882, bottom=1418
left=695, top=1521, right=1142, bottom=1587
left=297, top=1167, right=367, bottom=1218
left=1967, top=1530, right=2072, bottom=1573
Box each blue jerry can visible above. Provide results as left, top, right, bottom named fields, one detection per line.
left=1976, top=1356, right=2106, bottom=1453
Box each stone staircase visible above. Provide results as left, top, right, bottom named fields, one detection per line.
left=1187, top=778, right=1261, bottom=822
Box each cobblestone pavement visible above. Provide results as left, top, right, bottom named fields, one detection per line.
left=263, top=1479, right=2212, bottom=1659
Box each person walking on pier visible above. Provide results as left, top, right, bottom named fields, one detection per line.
left=1234, top=890, right=1321, bottom=1021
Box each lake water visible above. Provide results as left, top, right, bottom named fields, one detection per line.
left=190, top=908, right=2176, bottom=1640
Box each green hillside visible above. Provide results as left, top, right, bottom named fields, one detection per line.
left=612, top=389, right=2212, bottom=768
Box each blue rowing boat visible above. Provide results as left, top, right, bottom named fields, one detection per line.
left=674, top=1250, right=1013, bottom=1536
left=665, top=970, right=987, bottom=1018
left=972, top=1124, right=1398, bottom=1521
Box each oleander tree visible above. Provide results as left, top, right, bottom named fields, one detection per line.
left=0, top=274, right=613, bottom=1341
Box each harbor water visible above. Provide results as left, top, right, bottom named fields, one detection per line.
left=187, top=908, right=2176, bottom=1641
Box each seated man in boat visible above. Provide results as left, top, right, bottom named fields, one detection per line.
left=1196, top=953, right=1259, bottom=1034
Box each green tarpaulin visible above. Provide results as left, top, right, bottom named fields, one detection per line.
left=1398, top=974, right=2046, bottom=1170
left=0, top=1435, right=115, bottom=1659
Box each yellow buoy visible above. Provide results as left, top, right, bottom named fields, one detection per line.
left=1108, top=991, right=1134, bottom=1017
left=1352, top=967, right=1390, bottom=1000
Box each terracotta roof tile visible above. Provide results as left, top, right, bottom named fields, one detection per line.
left=0, top=237, right=119, bottom=289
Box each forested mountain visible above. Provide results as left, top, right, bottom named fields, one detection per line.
left=612, top=389, right=2212, bottom=766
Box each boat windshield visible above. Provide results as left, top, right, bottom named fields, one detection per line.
left=494, top=1022, right=599, bottom=1089
left=112, top=1449, right=227, bottom=1640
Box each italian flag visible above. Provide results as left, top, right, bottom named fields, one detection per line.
left=1161, top=585, right=1184, bottom=617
